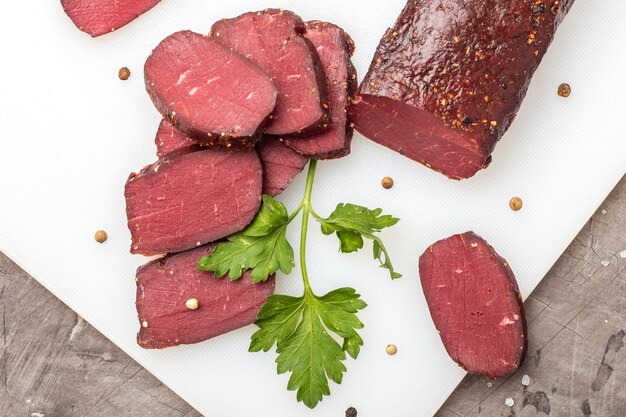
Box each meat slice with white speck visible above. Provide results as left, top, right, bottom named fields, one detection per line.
left=154, top=119, right=198, bottom=158
left=145, top=31, right=278, bottom=148
left=282, top=21, right=357, bottom=159
left=136, top=244, right=275, bottom=349
left=125, top=149, right=262, bottom=256
left=256, top=136, right=309, bottom=196
left=211, top=9, right=330, bottom=137
left=60, top=0, right=161, bottom=37
left=419, top=231, right=527, bottom=378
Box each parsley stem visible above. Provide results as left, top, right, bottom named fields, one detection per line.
left=299, top=160, right=318, bottom=294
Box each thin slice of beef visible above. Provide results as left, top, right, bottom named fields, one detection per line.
left=136, top=244, right=275, bottom=349
left=419, top=232, right=527, bottom=378
left=60, top=0, right=161, bottom=37
left=211, top=9, right=330, bottom=137
left=282, top=21, right=357, bottom=160
left=145, top=30, right=278, bottom=148
left=125, top=149, right=262, bottom=255
left=155, top=119, right=198, bottom=158
left=256, top=137, right=309, bottom=196
left=349, top=0, right=575, bottom=179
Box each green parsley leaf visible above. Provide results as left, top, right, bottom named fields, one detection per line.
left=249, top=288, right=367, bottom=409
left=197, top=195, right=294, bottom=282
left=318, top=203, right=402, bottom=279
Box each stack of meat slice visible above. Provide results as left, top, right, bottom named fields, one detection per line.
left=125, top=9, right=357, bottom=349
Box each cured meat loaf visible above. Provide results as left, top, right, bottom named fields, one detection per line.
left=60, top=0, right=161, bottom=37
left=419, top=232, right=527, bottom=378
left=145, top=31, right=278, bottom=148
left=125, top=149, right=262, bottom=255
left=136, top=244, right=275, bottom=349
left=282, top=21, right=357, bottom=159
left=211, top=9, right=330, bottom=137
left=349, top=0, right=575, bottom=179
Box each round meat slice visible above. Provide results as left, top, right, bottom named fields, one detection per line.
left=256, top=136, right=309, bottom=197
left=211, top=9, right=330, bottom=137
left=136, top=244, right=275, bottom=349
left=282, top=21, right=357, bottom=159
left=145, top=31, right=278, bottom=148
left=154, top=119, right=198, bottom=158
left=125, top=149, right=262, bottom=255
left=419, top=231, right=527, bottom=379
left=60, top=0, right=161, bottom=37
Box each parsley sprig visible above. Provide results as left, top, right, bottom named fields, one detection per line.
left=198, top=160, right=400, bottom=409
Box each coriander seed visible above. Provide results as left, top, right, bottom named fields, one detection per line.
left=118, top=67, right=131, bottom=80
left=185, top=298, right=199, bottom=310
left=94, top=230, right=108, bottom=243
left=386, top=344, right=398, bottom=355
left=557, top=83, right=571, bottom=97
left=509, top=197, right=523, bottom=211
left=381, top=176, right=394, bottom=189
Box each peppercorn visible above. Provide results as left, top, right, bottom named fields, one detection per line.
left=381, top=176, right=394, bottom=189
left=557, top=83, right=571, bottom=97
left=345, top=407, right=358, bottom=417
left=386, top=344, right=398, bottom=355
left=509, top=197, right=523, bottom=211
left=118, top=67, right=131, bottom=81
left=185, top=298, right=199, bottom=310
left=94, top=230, right=108, bottom=243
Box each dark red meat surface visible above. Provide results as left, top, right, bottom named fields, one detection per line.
left=125, top=149, right=262, bottom=256
left=256, top=137, right=309, bottom=196
left=282, top=21, right=357, bottom=160
left=60, top=0, right=160, bottom=37
left=136, top=244, right=275, bottom=349
left=145, top=31, right=278, bottom=148
left=211, top=9, right=330, bottom=137
left=155, top=119, right=197, bottom=158
left=419, top=232, right=527, bottom=378
left=349, top=0, right=575, bottom=179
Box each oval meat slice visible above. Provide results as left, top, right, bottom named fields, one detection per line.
left=211, top=9, right=330, bottom=137
left=256, top=137, right=309, bottom=197
left=154, top=119, right=197, bottom=158
left=136, top=244, right=275, bottom=349
left=145, top=31, right=278, bottom=148
left=125, top=149, right=262, bottom=255
left=282, top=21, right=357, bottom=160
left=419, top=232, right=527, bottom=378
left=60, top=0, right=161, bottom=37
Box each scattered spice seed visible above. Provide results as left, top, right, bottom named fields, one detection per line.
left=386, top=344, right=398, bottom=355
left=185, top=298, right=199, bottom=310
left=509, top=197, right=523, bottom=211
left=345, top=407, right=357, bottom=417
left=142, top=320, right=149, bottom=328
left=522, top=375, right=531, bottom=386
left=557, top=83, right=571, bottom=97
left=381, top=176, right=394, bottom=189
left=118, top=67, right=131, bottom=80
left=94, top=230, right=108, bottom=243
left=505, top=398, right=515, bottom=407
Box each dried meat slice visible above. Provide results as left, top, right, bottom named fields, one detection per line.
left=211, top=9, right=330, bottom=136
left=145, top=31, right=278, bottom=148
left=282, top=21, right=357, bottom=159
left=256, top=136, right=308, bottom=196
left=419, top=232, right=527, bottom=378
left=136, top=244, right=275, bottom=349
left=125, top=149, right=262, bottom=255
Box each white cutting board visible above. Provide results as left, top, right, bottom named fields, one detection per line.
left=0, top=1, right=624, bottom=416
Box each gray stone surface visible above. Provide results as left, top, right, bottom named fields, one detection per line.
left=0, top=176, right=624, bottom=417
